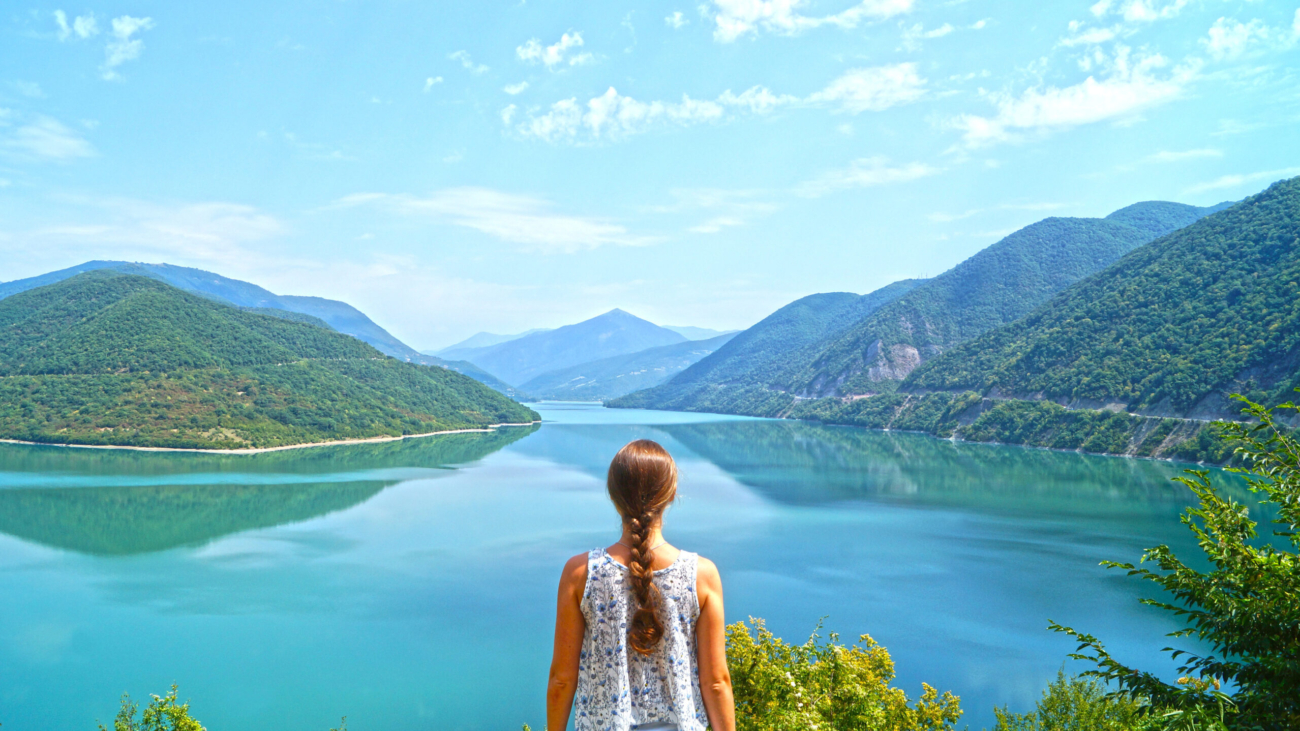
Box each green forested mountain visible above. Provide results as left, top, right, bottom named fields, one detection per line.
left=0, top=271, right=538, bottom=449
left=779, top=217, right=1171, bottom=397
left=611, top=279, right=925, bottom=411
left=520, top=332, right=737, bottom=401
left=0, top=260, right=522, bottom=397
left=906, top=176, right=1300, bottom=419
left=1103, top=200, right=1233, bottom=238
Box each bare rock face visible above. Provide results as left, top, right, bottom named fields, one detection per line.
left=867, top=344, right=922, bottom=382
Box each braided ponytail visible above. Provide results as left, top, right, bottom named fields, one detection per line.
left=607, top=439, right=679, bottom=656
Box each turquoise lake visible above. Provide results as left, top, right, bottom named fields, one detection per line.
left=0, top=403, right=1254, bottom=730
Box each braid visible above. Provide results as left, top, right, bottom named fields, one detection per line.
left=606, top=439, right=678, bottom=657
left=626, top=511, right=664, bottom=656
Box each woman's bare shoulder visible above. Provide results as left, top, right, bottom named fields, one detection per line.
left=695, top=554, right=722, bottom=589
left=558, top=552, right=590, bottom=598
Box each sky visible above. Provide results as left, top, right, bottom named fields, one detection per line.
left=2, top=0, right=1299, bottom=350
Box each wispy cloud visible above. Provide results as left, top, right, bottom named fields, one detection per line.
left=900, top=22, right=954, bottom=51
left=334, top=188, right=655, bottom=253
left=708, top=0, right=914, bottom=42
left=101, top=15, right=154, bottom=81
left=806, top=63, right=926, bottom=113
left=1, top=116, right=95, bottom=161
left=517, top=31, right=593, bottom=69
left=1144, top=148, right=1221, bottom=163
left=951, top=46, right=1196, bottom=148
left=648, top=188, right=779, bottom=233
left=1090, top=0, right=1191, bottom=23
left=11, top=197, right=285, bottom=272
left=795, top=157, right=938, bottom=198
left=513, top=63, right=924, bottom=143
left=1185, top=167, right=1300, bottom=194
left=504, top=81, right=530, bottom=95
left=53, top=10, right=99, bottom=41
left=449, top=50, right=489, bottom=75
left=666, top=11, right=689, bottom=29
left=423, top=76, right=443, bottom=92
left=927, top=202, right=1068, bottom=222
left=9, top=81, right=45, bottom=99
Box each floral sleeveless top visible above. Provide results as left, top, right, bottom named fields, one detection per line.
left=575, top=548, right=707, bottom=731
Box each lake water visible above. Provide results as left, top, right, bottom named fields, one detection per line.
left=0, top=403, right=1253, bottom=730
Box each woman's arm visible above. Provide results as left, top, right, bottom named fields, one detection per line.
left=546, top=553, right=588, bottom=731
left=696, top=557, right=736, bottom=731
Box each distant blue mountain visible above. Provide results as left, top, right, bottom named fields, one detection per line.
left=433, top=328, right=552, bottom=360
left=0, top=261, right=522, bottom=397
left=520, top=332, right=738, bottom=401
left=464, top=309, right=688, bottom=386
left=662, top=325, right=736, bottom=341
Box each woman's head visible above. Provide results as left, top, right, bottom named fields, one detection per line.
left=607, top=439, right=678, bottom=655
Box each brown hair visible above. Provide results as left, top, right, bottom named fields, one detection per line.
left=607, top=439, right=679, bottom=656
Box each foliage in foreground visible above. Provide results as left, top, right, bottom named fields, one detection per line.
left=992, top=672, right=1238, bottom=731
left=97, top=686, right=347, bottom=731
left=1051, top=394, right=1300, bottom=731
left=726, top=618, right=962, bottom=731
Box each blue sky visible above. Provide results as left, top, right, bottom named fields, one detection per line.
left=2, top=0, right=1298, bottom=349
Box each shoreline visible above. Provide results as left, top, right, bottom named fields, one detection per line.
left=0, top=421, right=542, bottom=455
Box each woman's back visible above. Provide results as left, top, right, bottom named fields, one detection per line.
left=575, top=547, right=708, bottom=731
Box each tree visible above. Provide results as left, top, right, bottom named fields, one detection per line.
left=1051, top=393, right=1300, bottom=730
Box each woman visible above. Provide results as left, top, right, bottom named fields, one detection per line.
left=546, top=439, right=735, bottom=731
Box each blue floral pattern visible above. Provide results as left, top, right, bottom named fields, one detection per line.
left=575, top=548, right=707, bottom=731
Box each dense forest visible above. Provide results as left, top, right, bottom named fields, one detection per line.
left=907, top=177, right=1300, bottom=417
left=0, top=272, right=538, bottom=449
left=609, top=192, right=1275, bottom=462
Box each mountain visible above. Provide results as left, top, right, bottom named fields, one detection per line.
left=432, top=329, right=550, bottom=358
left=463, top=309, right=688, bottom=386
left=766, top=202, right=1230, bottom=400
left=519, top=332, right=738, bottom=401
left=611, top=279, right=926, bottom=411
left=0, top=260, right=521, bottom=397
left=0, top=271, right=538, bottom=449
left=1103, top=200, right=1233, bottom=238
left=905, top=177, right=1300, bottom=420
left=662, top=326, right=736, bottom=341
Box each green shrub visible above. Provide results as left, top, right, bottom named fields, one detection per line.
left=992, top=671, right=1141, bottom=730
left=727, top=618, right=962, bottom=731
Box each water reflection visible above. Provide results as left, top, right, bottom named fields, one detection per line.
left=0, top=425, right=538, bottom=555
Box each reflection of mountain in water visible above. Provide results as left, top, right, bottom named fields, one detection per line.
left=0, top=426, right=537, bottom=555
left=658, top=420, right=1253, bottom=518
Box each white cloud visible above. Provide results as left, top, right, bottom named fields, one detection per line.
left=515, top=64, right=924, bottom=143
left=1, top=116, right=95, bottom=161
left=1089, top=0, right=1189, bottom=23
left=449, top=50, right=489, bottom=75
left=666, top=12, right=689, bottom=28
left=517, top=32, right=593, bottom=70
left=952, top=47, right=1195, bottom=148
left=335, top=188, right=654, bottom=254
left=423, top=76, right=443, bottom=92
left=795, top=157, right=937, bottom=197
left=807, top=63, right=926, bottom=113
left=54, top=10, right=99, bottom=41
left=717, top=85, right=800, bottom=113
left=518, top=88, right=725, bottom=143
left=1059, top=21, right=1119, bottom=47
left=710, top=0, right=913, bottom=42
left=901, top=22, right=954, bottom=51
left=500, top=104, right=518, bottom=124
left=101, top=15, right=154, bottom=80
left=1202, top=17, right=1270, bottom=60
left=1185, top=167, right=1300, bottom=194
left=503, top=81, right=529, bottom=95
left=1144, top=148, right=1221, bottom=163
left=928, top=202, right=1067, bottom=222
left=1294, top=8, right=1300, bottom=37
